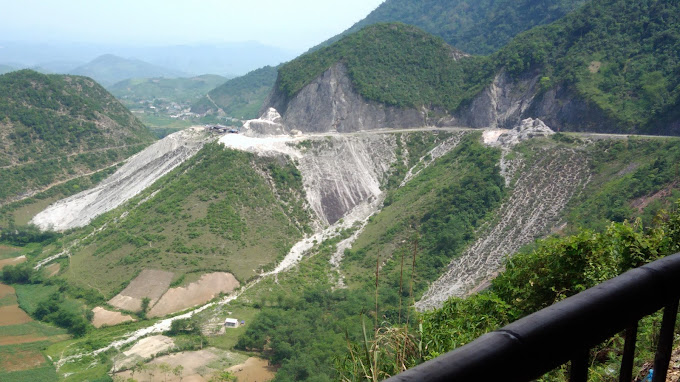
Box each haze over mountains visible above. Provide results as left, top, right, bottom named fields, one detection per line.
left=0, top=40, right=296, bottom=77
left=1, top=0, right=680, bottom=381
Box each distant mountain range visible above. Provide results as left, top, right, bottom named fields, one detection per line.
left=109, top=74, right=228, bottom=104
left=70, top=54, right=188, bottom=86
left=0, top=41, right=296, bottom=77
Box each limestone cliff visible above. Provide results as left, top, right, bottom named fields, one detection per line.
left=259, top=63, right=427, bottom=134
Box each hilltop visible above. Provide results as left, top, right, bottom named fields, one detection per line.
left=191, top=66, right=278, bottom=120
left=264, top=0, right=680, bottom=135
left=70, top=54, right=187, bottom=86
left=108, top=75, right=227, bottom=105
left=0, top=70, right=155, bottom=209
left=313, top=0, right=588, bottom=55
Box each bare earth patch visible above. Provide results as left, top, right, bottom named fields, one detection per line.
left=45, top=263, right=60, bottom=278
left=228, top=357, right=276, bottom=382
left=589, top=60, right=602, bottom=73
left=0, top=349, right=46, bottom=372
left=148, top=272, right=239, bottom=318
left=91, top=306, right=136, bottom=328
left=0, top=305, right=32, bottom=326
left=0, top=334, right=49, bottom=346
left=113, top=335, right=175, bottom=370
left=109, top=269, right=173, bottom=312
left=0, top=255, right=26, bottom=269
left=0, top=283, right=14, bottom=299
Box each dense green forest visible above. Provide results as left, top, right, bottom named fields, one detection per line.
left=278, top=23, right=490, bottom=111
left=0, top=70, right=155, bottom=204
left=313, top=0, right=588, bottom=55
left=278, top=0, right=680, bottom=133
left=192, top=66, right=278, bottom=120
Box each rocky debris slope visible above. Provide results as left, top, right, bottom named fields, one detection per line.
left=31, top=128, right=211, bottom=231
left=262, top=63, right=427, bottom=133
left=417, top=123, right=589, bottom=310
left=295, top=134, right=397, bottom=225
left=219, top=132, right=397, bottom=226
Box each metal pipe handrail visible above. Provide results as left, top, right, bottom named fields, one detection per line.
left=385, top=252, right=680, bottom=382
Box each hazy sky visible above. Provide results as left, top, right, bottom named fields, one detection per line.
left=0, top=0, right=386, bottom=53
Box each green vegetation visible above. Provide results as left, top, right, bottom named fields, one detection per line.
left=52, top=143, right=311, bottom=296
left=0, top=69, right=154, bottom=205
left=0, top=342, right=59, bottom=382
left=192, top=66, right=278, bottom=119
left=109, top=74, right=227, bottom=104
left=345, top=133, right=505, bottom=294
left=315, top=0, right=587, bottom=56
left=70, top=54, right=186, bottom=86
left=280, top=0, right=680, bottom=133
left=278, top=23, right=492, bottom=112
left=565, top=137, right=680, bottom=231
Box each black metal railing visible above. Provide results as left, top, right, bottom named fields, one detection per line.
left=385, top=252, right=680, bottom=382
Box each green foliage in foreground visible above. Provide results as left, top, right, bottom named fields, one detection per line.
left=416, top=204, right=680, bottom=373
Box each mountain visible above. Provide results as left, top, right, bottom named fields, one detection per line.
left=0, top=64, right=15, bottom=75
left=0, top=70, right=155, bottom=209
left=312, top=0, right=589, bottom=55
left=0, top=41, right=297, bottom=77
left=191, top=65, right=278, bottom=120
left=70, top=54, right=188, bottom=86
left=263, top=0, right=680, bottom=135
left=108, top=74, right=228, bottom=104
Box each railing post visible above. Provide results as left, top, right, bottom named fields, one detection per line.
left=570, top=348, right=590, bottom=382
left=652, top=299, right=679, bottom=382
left=620, top=323, right=638, bottom=382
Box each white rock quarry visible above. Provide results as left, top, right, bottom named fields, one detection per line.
left=31, top=127, right=211, bottom=231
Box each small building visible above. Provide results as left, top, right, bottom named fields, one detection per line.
left=224, top=318, right=240, bottom=328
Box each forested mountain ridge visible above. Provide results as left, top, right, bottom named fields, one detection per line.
left=312, top=0, right=589, bottom=55
left=191, top=65, right=278, bottom=120
left=0, top=69, right=155, bottom=206
left=265, top=0, right=680, bottom=135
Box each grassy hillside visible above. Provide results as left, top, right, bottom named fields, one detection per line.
left=192, top=66, right=278, bottom=120
left=280, top=0, right=680, bottom=133
left=70, top=54, right=187, bottom=86
left=314, top=0, right=588, bottom=55
left=50, top=143, right=311, bottom=297
left=0, top=70, right=155, bottom=207
left=108, top=75, right=227, bottom=105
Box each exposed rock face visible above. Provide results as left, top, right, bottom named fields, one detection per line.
left=487, top=118, right=555, bottom=147
left=416, top=142, right=591, bottom=311
left=454, top=71, right=540, bottom=129
left=219, top=133, right=397, bottom=226
left=295, top=134, right=397, bottom=225
left=31, top=128, right=211, bottom=231
left=242, top=107, right=286, bottom=136
left=263, top=63, right=426, bottom=133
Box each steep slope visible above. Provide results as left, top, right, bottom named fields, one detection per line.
left=0, top=70, right=155, bottom=207
left=70, top=54, right=187, bottom=86
left=313, top=0, right=588, bottom=55
left=191, top=66, right=278, bottom=120
left=31, top=128, right=210, bottom=231
left=262, top=23, right=471, bottom=133
left=265, top=0, right=680, bottom=135
left=109, top=75, right=227, bottom=105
